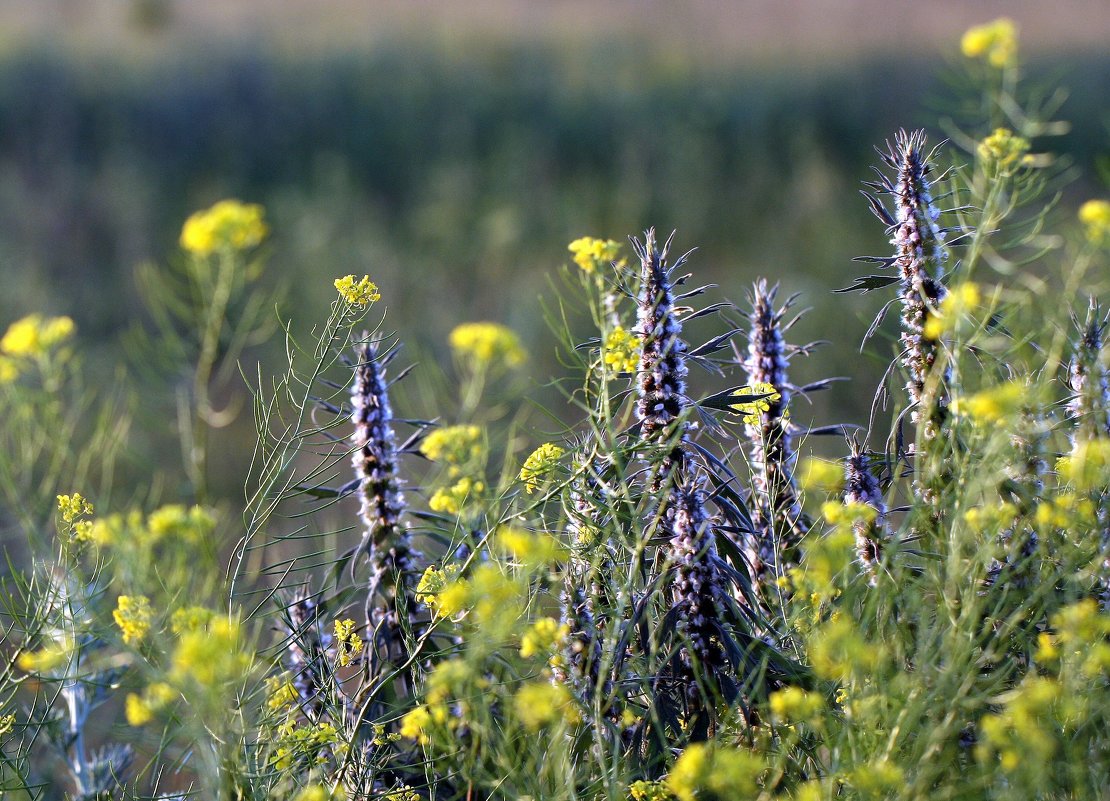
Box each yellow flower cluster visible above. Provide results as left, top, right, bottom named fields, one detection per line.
left=963, top=502, right=1019, bottom=534
left=603, top=325, right=640, bottom=374
left=978, top=676, right=1061, bottom=771
left=806, top=616, right=883, bottom=681
left=83, top=504, right=215, bottom=548
left=1037, top=599, right=1110, bottom=676
left=57, top=493, right=93, bottom=524
left=294, top=786, right=347, bottom=801
left=16, top=639, right=72, bottom=674
left=629, top=780, right=673, bottom=801
left=513, top=681, right=580, bottom=730
left=519, top=442, right=566, bottom=493
left=265, top=675, right=300, bottom=712
left=977, top=128, right=1032, bottom=171
left=797, top=457, right=843, bottom=493
left=429, top=476, right=485, bottom=516
left=171, top=605, right=216, bottom=633
left=848, top=760, right=905, bottom=798
left=496, top=526, right=566, bottom=567
left=568, top=236, right=625, bottom=274
left=449, top=321, right=526, bottom=369
left=923, top=282, right=981, bottom=340
left=951, top=380, right=1025, bottom=425
left=1, top=314, right=74, bottom=370
left=333, top=618, right=364, bottom=667
left=419, top=425, right=485, bottom=477
left=114, top=595, right=153, bottom=645
left=125, top=682, right=176, bottom=726
left=961, top=18, right=1018, bottom=68
left=519, top=616, right=569, bottom=658
left=179, top=199, right=267, bottom=256
left=768, top=686, right=826, bottom=724
left=430, top=563, right=524, bottom=629
left=1056, top=440, right=1110, bottom=491
left=666, top=743, right=763, bottom=801
left=731, top=382, right=783, bottom=426
left=1033, top=492, right=1096, bottom=530
left=333, top=274, right=381, bottom=307
left=1079, top=199, right=1110, bottom=246
left=271, top=718, right=346, bottom=771
left=415, top=563, right=462, bottom=615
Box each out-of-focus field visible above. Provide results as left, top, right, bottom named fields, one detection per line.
left=0, top=0, right=1107, bottom=501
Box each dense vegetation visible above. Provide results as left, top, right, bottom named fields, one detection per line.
left=1, top=18, right=1109, bottom=801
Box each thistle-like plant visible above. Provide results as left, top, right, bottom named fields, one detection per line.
left=1066, top=298, right=1110, bottom=445
left=843, top=439, right=888, bottom=584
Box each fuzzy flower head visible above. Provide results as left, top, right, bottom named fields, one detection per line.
left=602, top=325, right=640, bottom=374
left=519, top=442, right=566, bottom=493
left=180, top=199, right=267, bottom=256
left=1079, top=199, right=1110, bottom=246
left=334, top=275, right=381, bottom=307
left=449, top=322, right=526, bottom=370
left=568, top=236, right=625, bottom=274
left=1, top=314, right=75, bottom=359
left=114, top=595, right=153, bottom=646
left=961, top=18, right=1018, bottom=68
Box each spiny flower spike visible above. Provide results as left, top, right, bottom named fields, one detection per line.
left=738, top=280, right=812, bottom=596
left=1066, top=297, right=1110, bottom=444
left=853, top=129, right=953, bottom=440
left=844, top=439, right=888, bottom=585
left=350, top=334, right=423, bottom=691
left=278, top=586, right=333, bottom=721
left=632, top=229, right=693, bottom=493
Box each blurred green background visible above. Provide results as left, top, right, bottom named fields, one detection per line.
left=1, top=0, right=1108, bottom=502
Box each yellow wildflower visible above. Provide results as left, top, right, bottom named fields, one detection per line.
left=519, top=442, right=566, bottom=493
left=768, top=686, right=825, bottom=724
left=419, top=425, right=485, bottom=477
left=180, top=199, right=267, bottom=256
left=568, top=236, right=625, bottom=274
left=415, top=563, right=462, bottom=614
left=807, top=616, right=882, bottom=680
left=731, top=382, right=783, bottom=426
left=0, top=355, right=19, bottom=383
left=951, top=380, right=1025, bottom=424
left=449, top=321, right=526, bottom=369
left=1056, top=440, right=1110, bottom=491
left=17, top=641, right=71, bottom=674
left=1, top=314, right=75, bottom=358
left=113, top=595, right=153, bottom=646
left=429, top=476, right=485, bottom=515
left=797, top=457, right=843, bottom=493
left=1079, top=199, right=1110, bottom=245
left=513, top=681, right=579, bottom=730
left=334, top=274, right=381, bottom=306
left=0, top=713, right=15, bottom=739
left=57, top=493, right=93, bottom=523
left=333, top=618, right=364, bottom=667
left=603, top=325, right=640, bottom=373
left=849, top=760, right=904, bottom=799
left=496, top=526, right=566, bottom=566
left=520, top=617, right=569, bottom=658
left=977, top=128, right=1031, bottom=171
left=169, top=616, right=252, bottom=688
left=667, top=743, right=762, bottom=801
left=629, top=780, right=673, bottom=801
left=294, top=784, right=347, bottom=801
left=469, top=563, right=525, bottom=628
left=399, top=704, right=434, bottom=745
left=923, top=282, right=981, bottom=340
left=978, top=676, right=1060, bottom=770
left=265, top=675, right=300, bottom=712
left=147, top=504, right=215, bottom=542
left=125, top=693, right=155, bottom=727
left=170, top=606, right=216, bottom=634
left=960, top=18, right=1018, bottom=68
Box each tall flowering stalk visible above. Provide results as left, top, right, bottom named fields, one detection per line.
left=278, top=587, right=333, bottom=721
left=843, top=440, right=888, bottom=584
left=350, top=336, right=421, bottom=690
left=633, top=230, right=691, bottom=494
left=862, top=130, right=952, bottom=439
left=740, top=280, right=810, bottom=595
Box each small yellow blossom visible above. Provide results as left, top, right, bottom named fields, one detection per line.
left=603, top=325, right=640, bottom=374
left=57, top=493, right=93, bottom=523
left=568, top=236, right=625, bottom=274
left=1079, top=199, right=1110, bottom=245
left=977, top=128, right=1031, bottom=171
left=807, top=616, right=882, bottom=680
left=951, top=380, right=1025, bottom=424
left=113, top=595, right=153, bottom=646
left=962, top=502, right=1019, bottom=534
left=1, top=314, right=75, bottom=358
left=415, top=563, right=462, bottom=614
left=978, top=676, right=1061, bottom=770
left=768, top=686, right=825, bottom=724
left=513, top=681, right=580, bottom=730
left=1056, top=440, right=1110, bottom=491
left=923, top=282, right=981, bottom=340
left=294, top=784, right=347, bottom=801
left=334, top=274, right=381, bottom=306
left=419, top=425, right=485, bottom=477
left=1033, top=492, right=1096, bottom=529
left=265, top=675, right=300, bottom=712
left=170, top=606, right=216, bottom=634
left=0, top=713, right=15, bottom=739
left=180, top=199, right=267, bottom=256
left=399, top=704, right=435, bottom=745
left=334, top=618, right=364, bottom=667
left=429, top=476, right=485, bottom=515
left=1034, top=632, right=1059, bottom=664
left=797, top=457, right=843, bottom=493
left=849, top=760, right=905, bottom=799
left=17, top=641, right=71, bottom=674
left=147, top=504, right=215, bottom=542
left=449, top=321, right=526, bottom=369
left=666, top=743, right=762, bottom=801
left=731, top=382, right=783, bottom=426
left=520, top=617, right=569, bottom=658
left=169, top=616, right=252, bottom=689
left=520, top=442, right=566, bottom=493
left=125, top=693, right=155, bottom=726
left=961, top=18, right=1018, bottom=68
left=496, top=526, right=567, bottom=567
left=629, top=780, right=673, bottom=801
left=0, top=356, right=19, bottom=383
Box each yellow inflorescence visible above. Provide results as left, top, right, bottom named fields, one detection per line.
left=333, top=618, right=364, bottom=667
left=519, top=442, right=566, bottom=493
left=180, top=199, right=267, bottom=256
left=924, top=282, right=981, bottom=340
left=1056, top=440, right=1110, bottom=491
left=513, top=681, right=579, bottom=730
left=768, top=686, right=826, bottom=724
left=797, top=457, right=843, bottom=493
left=519, top=616, right=569, bottom=658
left=731, top=382, right=783, bottom=426
left=429, top=476, right=485, bottom=516
left=1079, top=199, right=1110, bottom=246
left=449, top=321, right=526, bottom=369
left=951, top=380, right=1025, bottom=424
left=415, top=563, right=462, bottom=615
left=666, top=743, right=763, bottom=801
left=961, top=18, right=1018, bottom=68
left=603, top=325, right=640, bottom=374
left=420, top=425, right=484, bottom=477
left=57, top=493, right=94, bottom=524
left=334, top=274, right=381, bottom=306
left=113, top=595, right=153, bottom=646
left=495, top=526, right=566, bottom=567
left=1, top=314, right=75, bottom=359
left=567, top=236, right=625, bottom=274
left=977, top=128, right=1032, bottom=171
